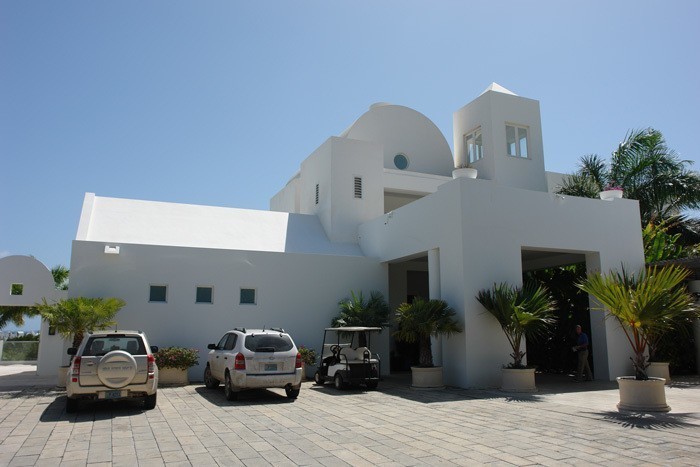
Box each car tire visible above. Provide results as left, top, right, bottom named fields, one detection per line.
left=204, top=364, right=220, bottom=389
left=66, top=397, right=78, bottom=413
left=224, top=371, right=238, bottom=401
left=313, top=371, right=325, bottom=385
left=334, top=373, right=344, bottom=390
left=144, top=393, right=157, bottom=410
left=285, top=386, right=300, bottom=399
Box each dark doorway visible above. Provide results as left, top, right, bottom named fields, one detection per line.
left=390, top=270, right=428, bottom=371
left=523, top=263, right=593, bottom=375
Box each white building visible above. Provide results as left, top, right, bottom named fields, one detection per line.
left=39, top=83, right=645, bottom=386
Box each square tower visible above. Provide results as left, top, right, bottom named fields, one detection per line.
left=453, top=83, right=548, bottom=192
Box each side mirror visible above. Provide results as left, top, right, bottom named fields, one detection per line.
left=150, top=346, right=159, bottom=353
left=207, top=343, right=217, bottom=350
left=67, top=348, right=77, bottom=356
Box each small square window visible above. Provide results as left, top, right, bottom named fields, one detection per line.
left=149, top=285, right=167, bottom=302
left=196, top=286, right=213, bottom=304
left=240, top=288, right=256, bottom=305
left=11, top=284, right=23, bottom=296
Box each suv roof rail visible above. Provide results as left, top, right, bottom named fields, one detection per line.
left=266, top=327, right=285, bottom=333
left=233, top=327, right=246, bottom=333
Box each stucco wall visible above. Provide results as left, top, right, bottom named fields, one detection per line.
left=69, top=241, right=389, bottom=380
left=360, top=177, right=645, bottom=387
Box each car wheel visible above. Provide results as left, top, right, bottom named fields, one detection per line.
left=66, top=397, right=78, bottom=413
left=313, top=371, right=325, bottom=385
left=366, top=381, right=378, bottom=390
left=334, top=373, right=344, bottom=390
left=204, top=364, right=220, bottom=389
left=144, top=393, right=157, bottom=410
left=224, top=371, right=238, bottom=401
left=285, top=386, right=300, bottom=399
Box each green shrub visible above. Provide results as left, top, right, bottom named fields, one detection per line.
left=154, top=347, right=199, bottom=370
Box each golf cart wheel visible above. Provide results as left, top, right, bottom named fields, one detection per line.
left=285, top=386, right=300, bottom=399
left=366, top=381, right=378, bottom=390
left=204, top=364, right=220, bottom=389
left=224, top=371, right=238, bottom=401
left=334, top=373, right=345, bottom=390
left=313, top=371, right=325, bottom=385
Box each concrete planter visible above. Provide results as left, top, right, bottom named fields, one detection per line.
left=599, top=189, right=623, bottom=200
left=452, top=168, right=477, bottom=179
left=303, top=363, right=317, bottom=380
left=158, top=367, right=189, bottom=386
left=501, top=368, right=537, bottom=392
left=646, top=362, right=671, bottom=385
left=410, top=366, right=444, bottom=389
left=57, top=365, right=69, bottom=388
left=617, top=376, right=670, bottom=412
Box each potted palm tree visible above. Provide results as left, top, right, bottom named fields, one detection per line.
left=394, top=297, right=462, bottom=389
left=35, top=296, right=125, bottom=386
left=476, top=283, right=557, bottom=392
left=333, top=290, right=390, bottom=346
left=577, top=265, right=697, bottom=412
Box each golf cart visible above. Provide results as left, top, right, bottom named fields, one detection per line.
left=313, top=327, right=381, bottom=390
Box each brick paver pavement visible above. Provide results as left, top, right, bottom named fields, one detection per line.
left=0, top=371, right=698, bottom=466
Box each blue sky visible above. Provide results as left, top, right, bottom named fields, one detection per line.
left=1, top=1, right=699, bottom=330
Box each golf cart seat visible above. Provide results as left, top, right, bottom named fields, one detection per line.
left=340, top=347, right=371, bottom=362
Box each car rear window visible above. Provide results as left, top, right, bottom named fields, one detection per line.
left=83, top=336, right=146, bottom=356
left=244, top=334, right=293, bottom=352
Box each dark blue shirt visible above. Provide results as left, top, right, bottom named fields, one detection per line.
left=577, top=332, right=589, bottom=350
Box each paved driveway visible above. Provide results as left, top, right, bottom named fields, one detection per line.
left=0, top=370, right=699, bottom=466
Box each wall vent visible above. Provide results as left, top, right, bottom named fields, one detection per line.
left=315, top=184, right=319, bottom=205
left=354, top=177, right=362, bottom=199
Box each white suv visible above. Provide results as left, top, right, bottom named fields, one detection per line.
left=203, top=327, right=302, bottom=400
left=65, top=330, right=159, bottom=412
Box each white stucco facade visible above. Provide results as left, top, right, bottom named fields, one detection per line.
left=31, top=83, right=646, bottom=386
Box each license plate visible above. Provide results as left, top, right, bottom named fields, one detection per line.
left=264, top=363, right=277, bottom=371
left=103, top=390, right=123, bottom=399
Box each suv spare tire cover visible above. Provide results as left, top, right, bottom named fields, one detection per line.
left=97, top=350, right=138, bottom=388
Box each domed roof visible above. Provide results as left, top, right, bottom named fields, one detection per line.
left=339, top=103, right=453, bottom=177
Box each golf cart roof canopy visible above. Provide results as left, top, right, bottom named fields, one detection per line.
left=324, top=327, right=382, bottom=332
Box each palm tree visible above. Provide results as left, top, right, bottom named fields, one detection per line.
left=393, top=298, right=462, bottom=367
left=51, top=265, right=69, bottom=290
left=476, top=283, right=557, bottom=368
left=577, top=265, right=697, bottom=380
left=557, top=128, right=700, bottom=225
left=333, top=291, right=389, bottom=347
left=0, top=306, right=37, bottom=329
left=35, top=297, right=125, bottom=348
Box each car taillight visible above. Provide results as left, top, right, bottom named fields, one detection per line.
left=295, top=352, right=302, bottom=369
left=234, top=352, right=246, bottom=370
left=71, top=356, right=81, bottom=383
left=147, top=354, right=156, bottom=379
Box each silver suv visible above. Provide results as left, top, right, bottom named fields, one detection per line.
left=204, top=327, right=302, bottom=400
left=65, top=330, right=159, bottom=412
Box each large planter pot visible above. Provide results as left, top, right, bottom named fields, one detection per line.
left=617, top=376, right=670, bottom=412
left=304, top=364, right=317, bottom=381
left=501, top=368, right=537, bottom=392
left=158, top=367, right=189, bottom=386
left=646, top=362, right=671, bottom=385
left=599, top=189, right=623, bottom=200
left=410, top=366, right=444, bottom=389
left=57, top=366, right=69, bottom=388
left=452, top=168, right=477, bottom=179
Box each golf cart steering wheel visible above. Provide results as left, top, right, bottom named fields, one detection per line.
left=330, top=345, right=341, bottom=359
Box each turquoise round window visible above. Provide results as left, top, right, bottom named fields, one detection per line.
left=394, top=154, right=408, bottom=170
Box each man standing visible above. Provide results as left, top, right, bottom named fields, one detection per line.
left=573, top=325, right=592, bottom=381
